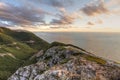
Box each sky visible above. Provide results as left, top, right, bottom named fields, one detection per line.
left=0, top=0, right=120, bottom=32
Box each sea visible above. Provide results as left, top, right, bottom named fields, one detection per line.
left=34, top=32, right=120, bottom=62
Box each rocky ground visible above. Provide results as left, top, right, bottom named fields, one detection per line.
left=8, top=45, right=120, bottom=80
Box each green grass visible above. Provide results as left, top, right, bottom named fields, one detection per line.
left=0, top=27, right=49, bottom=49
left=49, top=42, right=86, bottom=51
left=0, top=27, right=50, bottom=79
left=79, top=54, right=107, bottom=65
left=22, top=57, right=37, bottom=66
left=60, top=58, right=70, bottom=64
left=0, top=43, right=35, bottom=79
left=0, top=27, right=49, bottom=50
left=2, top=44, right=35, bottom=59
left=0, top=56, right=22, bottom=80
left=0, top=33, right=16, bottom=44
left=0, top=71, right=12, bottom=80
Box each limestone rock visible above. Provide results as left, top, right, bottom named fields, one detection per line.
left=8, top=46, right=120, bottom=80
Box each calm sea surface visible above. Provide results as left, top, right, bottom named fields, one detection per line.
left=34, top=32, right=120, bottom=62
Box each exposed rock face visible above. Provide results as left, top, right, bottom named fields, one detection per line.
left=8, top=46, right=120, bottom=80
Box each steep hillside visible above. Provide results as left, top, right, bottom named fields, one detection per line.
left=8, top=43, right=120, bottom=80
left=0, top=27, right=49, bottom=80
left=0, top=27, right=49, bottom=50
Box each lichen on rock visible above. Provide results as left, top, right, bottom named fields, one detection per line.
left=8, top=45, right=120, bottom=80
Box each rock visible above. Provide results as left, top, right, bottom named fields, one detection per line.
left=8, top=46, right=120, bottom=80
left=8, top=62, right=47, bottom=80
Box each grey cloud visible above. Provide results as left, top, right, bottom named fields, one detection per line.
left=39, top=0, right=74, bottom=8
left=50, top=14, right=76, bottom=25
left=0, top=0, right=76, bottom=27
left=87, top=19, right=103, bottom=26
left=50, top=9, right=79, bottom=25
left=87, top=22, right=94, bottom=25
left=21, top=0, right=73, bottom=9
left=46, top=0, right=64, bottom=8
left=81, top=0, right=109, bottom=16
left=0, top=2, right=49, bottom=26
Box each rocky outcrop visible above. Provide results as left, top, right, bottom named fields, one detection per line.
left=8, top=46, right=120, bottom=80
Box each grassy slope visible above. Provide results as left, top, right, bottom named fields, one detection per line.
left=0, top=27, right=49, bottom=80
left=0, top=27, right=49, bottom=50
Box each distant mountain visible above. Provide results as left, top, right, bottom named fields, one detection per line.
left=8, top=42, right=120, bottom=80
left=0, top=27, right=49, bottom=80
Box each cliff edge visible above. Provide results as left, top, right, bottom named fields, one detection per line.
left=8, top=42, right=120, bottom=80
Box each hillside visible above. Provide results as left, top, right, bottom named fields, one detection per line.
left=1, top=27, right=120, bottom=80
left=0, top=27, right=49, bottom=80
left=0, top=27, right=49, bottom=50
left=8, top=42, right=120, bottom=80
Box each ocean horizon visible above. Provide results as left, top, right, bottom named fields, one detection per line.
left=35, top=32, right=120, bottom=63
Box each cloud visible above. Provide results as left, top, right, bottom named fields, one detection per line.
left=50, top=26, right=68, bottom=29
left=24, top=0, right=74, bottom=9
left=81, top=0, right=109, bottom=16
left=50, top=13, right=77, bottom=25
left=106, top=0, right=120, bottom=15
left=87, top=21, right=95, bottom=25
left=97, top=19, right=103, bottom=24
left=40, top=0, right=74, bottom=8
left=107, top=0, right=120, bottom=7
left=87, top=19, right=103, bottom=26
left=0, top=2, right=51, bottom=26
left=0, top=0, right=75, bottom=27
left=50, top=8, right=80, bottom=25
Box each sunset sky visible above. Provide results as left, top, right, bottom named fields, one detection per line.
left=0, top=0, right=120, bottom=32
